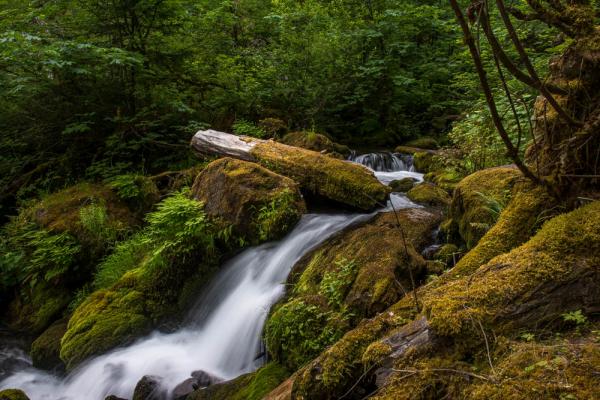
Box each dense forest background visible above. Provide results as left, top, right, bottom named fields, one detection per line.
left=0, top=0, right=575, bottom=218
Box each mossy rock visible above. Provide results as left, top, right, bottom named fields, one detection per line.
left=27, top=182, right=139, bottom=240
left=191, top=157, right=306, bottom=244
left=1, top=183, right=140, bottom=335
left=423, top=169, right=463, bottom=193
left=188, top=363, right=289, bottom=400
left=447, top=166, right=522, bottom=248
left=291, top=200, right=600, bottom=399
left=0, top=390, right=29, bottom=400
left=425, top=200, right=600, bottom=337
left=280, top=131, right=350, bottom=158
left=389, top=177, right=418, bottom=193
left=407, top=183, right=451, bottom=208
left=433, top=243, right=459, bottom=267
left=404, top=137, right=439, bottom=150
left=250, top=141, right=390, bottom=211
left=60, top=284, right=152, bottom=370
left=30, top=318, right=68, bottom=371
left=4, top=282, right=71, bottom=335
left=267, top=209, right=441, bottom=371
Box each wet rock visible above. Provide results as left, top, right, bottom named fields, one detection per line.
left=192, top=157, right=306, bottom=245
left=104, top=396, right=127, bottom=400
left=132, top=375, right=166, bottom=400
left=389, top=177, right=418, bottom=193
left=407, top=183, right=451, bottom=207
left=0, top=389, right=30, bottom=400
left=172, top=370, right=223, bottom=399
left=30, top=319, right=68, bottom=371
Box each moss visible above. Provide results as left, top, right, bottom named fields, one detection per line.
left=191, top=157, right=306, bottom=245
left=60, top=284, right=151, bottom=370
left=424, top=169, right=463, bottom=193
left=30, top=318, right=68, bottom=370
left=404, top=137, right=439, bottom=150
left=412, top=152, right=436, bottom=173
left=250, top=141, right=390, bottom=211
left=4, top=282, right=71, bottom=334
left=406, top=183, right=451, bottom=208
left=280, top=131, right=350, bottom=158
left=0, top=390, right=30, bottom=400
left=106, top=174, right=160, bottom=215
left=448, top=166, right=522, bottom=248
left=425, top=201, right=600, bottom=337
left=259, top=118, right=289, bottom=138
left=434, top=243, right=459, bottom=267
left=389, top=178, right=417, bottom=193
left=188, top=363, right=289, bottom=400
left=27, top=182, right=138, bottom=240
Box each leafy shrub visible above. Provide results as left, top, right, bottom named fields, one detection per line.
left=232, top=119, right=267, bottom=139
left=105, top=174, right=159, bottom=213
left=319, top=258, right=358, bottom=309
left=265, top=298, right=349, bottom=370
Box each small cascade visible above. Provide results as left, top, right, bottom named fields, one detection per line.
left=347, top=151, right=414, bottom=172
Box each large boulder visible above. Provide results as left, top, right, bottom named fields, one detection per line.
left=191, top=157, right=306, bottom=244
left=132, top=375, right=166, bottom=400
left=265, top=208, right=442, bottom=371
left=190, top=130, right=390, bottom=210
left=407, top=183, right=451, bottom=208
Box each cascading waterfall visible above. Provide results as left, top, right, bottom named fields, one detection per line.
left=0, top=153, right=423, bottom=400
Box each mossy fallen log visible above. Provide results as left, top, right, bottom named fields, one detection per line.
left=191, top=130, right=390, bottom=210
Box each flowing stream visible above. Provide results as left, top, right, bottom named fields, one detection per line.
left=0, top=152, right=422, bottom=400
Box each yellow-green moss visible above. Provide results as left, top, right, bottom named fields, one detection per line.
left=188, top=363, right=289, bottom=400
left=0, top=389, right=30, bottom=400
left=250, top=141, right=390, bottom=210
left=30, top=318, right=68, bottom=370
left=191, top=157, right=306, bottom=245
left=407, top=183, right=451, bottom=208
left=448, top=166, right=522, bottom=248
left=425, top=201, right=600, bottom=337
left=279, top=131, right=350, bottom=158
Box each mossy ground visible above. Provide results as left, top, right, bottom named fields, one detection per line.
left=250, top=141, right=390, bottom=210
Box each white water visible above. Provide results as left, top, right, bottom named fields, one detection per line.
left=0, top=153, right=423, bottom=400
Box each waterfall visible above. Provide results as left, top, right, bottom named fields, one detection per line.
left=0, top=153, right=423, bottom=400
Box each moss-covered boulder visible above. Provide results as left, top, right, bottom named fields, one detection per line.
left=446, top=166, right=522, bottom=248
left=1, top=183, right=139, bottom=335
left=266, top=209, right=441, bottom=371
left=250, top=142, right=388, bottom=210
left=423, top=169, right=463, bottom=193
left=389, top=178, right=418, bottom=193
left=191, top=157, right=306, bottom=244
left=279, top=132, right=350, bottom=158
left=187, top=363, right=289, bottom=400
left=30, top=318, right=68, bottom=371
left=0, top=390, right=29, bottom=400
left=407, top=183, right=451, bottom=208
left=60, top=193, right=229, bottom=370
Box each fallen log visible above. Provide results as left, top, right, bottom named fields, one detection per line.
left=190, top=130, right=390, bottom=210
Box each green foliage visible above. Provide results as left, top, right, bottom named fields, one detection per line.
left=562, top=310, right=588, bottom=328
left=254, top=189, right=300, bottom=242
left=93, top=190, right=217, bottom=289
left=319, top=258, right=358, bottom=309
left=265, top=298, right=349, bottom=370
left=232, top=119, right=267, bottom=139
